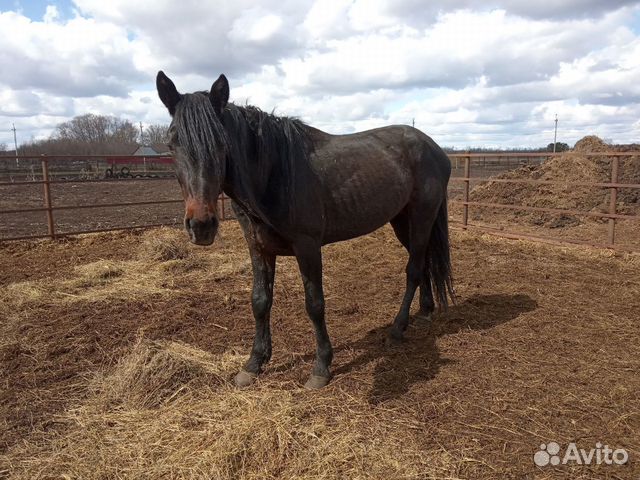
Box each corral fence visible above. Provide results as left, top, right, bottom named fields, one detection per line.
left=448, top=152, right=640, bottom=251
left=0, top=154, right=231, bottom=241
left=0, top=152, right=639, bottom=251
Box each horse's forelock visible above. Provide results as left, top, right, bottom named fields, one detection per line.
left=173, top=93, right=229, bottom=178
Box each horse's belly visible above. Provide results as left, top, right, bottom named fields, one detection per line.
left=320, top=161, right=411, bottom=244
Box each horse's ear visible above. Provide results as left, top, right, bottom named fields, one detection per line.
left=210, top=74, right=229, bottom=116
left=156, top=71, right=181, bottom=116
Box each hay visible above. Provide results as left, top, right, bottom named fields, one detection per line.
left=0, top=226, right=250, bottom=317
left=4, top=340, right=445, bottom=480
left=0, top=260, right=174, bottom=316
left=0, top=281, right=45, bottom=309
left=138, top=227, right=191, bottom=261
left=2, top=223, right=640, bottom=479
left=93, top=339, right=240, bottom=409
left=69, top=260, right=124, bottom=288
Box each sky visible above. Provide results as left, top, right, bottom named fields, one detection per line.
left=1, top=0, right=639, bottom=149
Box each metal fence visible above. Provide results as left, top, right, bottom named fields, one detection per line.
left=1, top=152, right=639, bottom=251
left=0, top=154, right=230, bottom=241
left=448, top=152, right=640, bottom=251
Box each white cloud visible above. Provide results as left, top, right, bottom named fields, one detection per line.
left=1, top=0, right=640, bottom=148
left=0, top=10, right=144, bottom=97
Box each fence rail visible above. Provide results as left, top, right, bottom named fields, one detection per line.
left=447, top=152, right=640, bottom=251
left=1, top=152, right=639, bottom=251
left=0, top=154, right=229, bottom=241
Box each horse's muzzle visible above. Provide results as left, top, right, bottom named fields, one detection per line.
left=185, top=216, right=218, bottom=245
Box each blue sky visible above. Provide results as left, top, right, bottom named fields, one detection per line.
left=0, top=0, right=72, bottom=19
left=1, top=0, right=639, bottom=149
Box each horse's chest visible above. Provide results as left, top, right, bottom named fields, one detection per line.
left=251, top=221, right=294, bottom=256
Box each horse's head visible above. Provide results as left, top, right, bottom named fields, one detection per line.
left=156, top=71, right=230, bottom=245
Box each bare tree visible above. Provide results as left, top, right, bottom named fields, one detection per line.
left=56, top=114, right=139, bottom=144
left=16, top=114, right=140, bottom=157
left=142, top=124, right=169, bottom=145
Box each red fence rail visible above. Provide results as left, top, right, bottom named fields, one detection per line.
left=1, top=152, right=639, bottom=251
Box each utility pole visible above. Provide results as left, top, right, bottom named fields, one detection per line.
left=553, top=114, right=558, bottom=153
left=11, top=123, right=18, bottom=167
left=139, top=122, right=144, bottom=145
left=412, top=118, right=415, bottom=128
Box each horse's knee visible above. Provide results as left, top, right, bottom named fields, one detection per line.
left=305, top=294, right=324, bottom=321
left=252, top=289, right=272, bottom=319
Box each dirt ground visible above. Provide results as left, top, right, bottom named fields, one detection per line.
left=0, top=222, right=639, bottom=479
left=0, top=178, right=184, bottom=239
left=0, top=177, right=239, bottom=240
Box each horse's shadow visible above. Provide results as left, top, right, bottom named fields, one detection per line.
left=332, top=293, right=537, bottom=404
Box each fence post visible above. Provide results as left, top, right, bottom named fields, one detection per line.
left=607, top=156, right=619, bottom=246
left=462, top=154, right=470, bottom=229
left=41, top=155, right=55, bottom=239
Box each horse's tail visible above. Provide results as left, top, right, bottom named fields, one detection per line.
left=427, top=198, right=455, bottom=309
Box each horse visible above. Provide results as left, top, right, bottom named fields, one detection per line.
left=156, top=71, right=453, bottom=389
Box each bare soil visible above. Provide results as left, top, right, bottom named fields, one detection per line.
left=0, top=178, right=184, bottom=239
left=0, top=223, right=638, bottom=479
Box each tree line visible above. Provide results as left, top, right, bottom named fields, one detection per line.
left=2, top=114, right=169, bottom=157
left=444, top=142, right=570, bottom=154
left=1, top=113, right=574, bottom=157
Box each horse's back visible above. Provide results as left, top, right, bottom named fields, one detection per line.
left=309, top=125, right=450, bottom=244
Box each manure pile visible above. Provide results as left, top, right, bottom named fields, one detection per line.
left=470, top=136, right=640, bottom=228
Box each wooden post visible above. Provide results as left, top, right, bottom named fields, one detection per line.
left=462, top=155, right=470, bottom=229
left=607, top=156, right=619, bottom=246
left=41, top=155, right=55, bottom=239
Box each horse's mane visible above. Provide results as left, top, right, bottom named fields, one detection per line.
left=173, top=92, right=313, bottom=218
left=224, top=103, right=313, bottom=212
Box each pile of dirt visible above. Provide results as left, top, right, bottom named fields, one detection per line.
left=469, top=135, right=640, bottom=227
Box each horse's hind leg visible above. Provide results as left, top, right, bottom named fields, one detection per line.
left=293, top=240, right=333, bottom=389
left=388, top=203, right=439, bottom=344
left=390, top=212, right=435, bottom=326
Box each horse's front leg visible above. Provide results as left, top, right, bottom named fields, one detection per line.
left=234, top=250, right=276, bottom=387
left=294, top=242, right=333, bottom=389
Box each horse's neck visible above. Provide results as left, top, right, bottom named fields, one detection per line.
left=223, top=138, right=276, bottom=224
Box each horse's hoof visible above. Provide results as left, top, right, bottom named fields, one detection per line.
left=413, top=313, right=432, bottom=327
left=385, top=333, right=404, bottom=348
left=234, top=370, right=257, bottom=388
left=304, top=374, right=331, bottom=389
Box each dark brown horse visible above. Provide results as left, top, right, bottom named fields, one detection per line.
left=156, top=71, right=453, bottom=389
